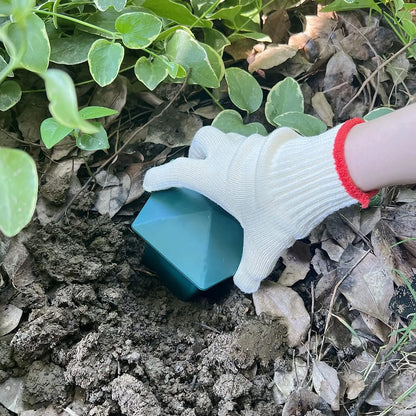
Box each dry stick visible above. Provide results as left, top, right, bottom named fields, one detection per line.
left=318, top=249, right=372, bottom=361
left=339, top=39, right=416, bottom=117
left=56, top=73, right=190, bottom=222
left=348, top=338, right=416, bottom=416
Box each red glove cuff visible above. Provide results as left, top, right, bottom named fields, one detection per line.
left=333, top=118, right=379, bottom=209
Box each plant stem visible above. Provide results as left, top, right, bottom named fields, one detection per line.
left=202, top=86, right=224, bottom=110
left=189, top=0, right=221, bottom=29
left=34, top=9, right=118, bottom=39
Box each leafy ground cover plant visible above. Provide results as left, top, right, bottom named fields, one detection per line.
left=214, top=73, right=327, bottom=136
left=0, top=0, right=273, bottom=237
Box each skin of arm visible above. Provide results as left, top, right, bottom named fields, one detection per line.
left=345, top=103, right=416, bottom=192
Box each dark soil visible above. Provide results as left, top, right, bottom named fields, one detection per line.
left=0, top=203, right=288, bottom=415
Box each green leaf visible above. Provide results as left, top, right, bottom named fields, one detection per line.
left=225, top=67, right=262, bottom=114
left=321, top=0, right=381, bottom=12
left=79, top=106, right=119, bottom=119
left=165, top=29, right=219, bottom=88
left=0, top=0, right=12, bottom=16
left=10, top=0, right=34, bottom=21
left=50, top=33, right=100, bottom=65
left=212, top=110, right=268, bottom=136
left=7, top=13, right=50, bottom=73
left=115, top=12, right=162, bottom=49
left=202, top=28, right=230, bottom=54
left=141, top=0, right=211, bottom=27
left=134, top=56, right=168, bottom=90
left=88, top=39, right=124, bottom=87
left=76, top=122, right=109, bottom=151
left=42, top=69, right=98, bottom=134
left=0, top=147, right=38, bottom=237
left=265, top=77, right=304, bottom=126
left=200, top=43, right=224, bottom=82
left=40, top=118, right=73, bottom=149
left=228, top=32, right=272, bottom=43
left=94, top=0, right=127, bottom=12
left=363, top=107, right=394, bottom=121
left=0, top=80, right=22, bottom=110
left=273, top=111, right=327, bottom=136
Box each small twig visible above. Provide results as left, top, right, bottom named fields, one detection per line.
left=64, top=408, right=80, bottom=416
left=55, top=72, right=190, bottom=222
left=339, top=39, right=416, bottom=117
left=318, top=249, right=371, bottom=360
left=198, top=323, right=221, bottom=334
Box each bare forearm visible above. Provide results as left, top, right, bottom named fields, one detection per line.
left=345, top=103, right=416, bottom=192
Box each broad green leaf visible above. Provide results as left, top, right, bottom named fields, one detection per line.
left=141, top=0, right=211, bottom=27
left=273, top=112, right=327, bottom=136
left=40, top=118, right=73, bottom=148
left=228, top=32, right=272, bottom=43
left=79, top=106, right=118, bottom=119
left=166, top=29, right=219, bottom=88
left=225, top=67, right=262, bottom=114
left=134, top=56, right=168, bottom=90
left=50, top=33, right=100, bottom=64
left=88, top=39, right=124, bottom=86
left=202, top=28, right=230, bottom=54
left=7, top=14, right=50, bottom=73
left=10, top=0, right=34, bottom=21
left=363, top=107, right=394, bottom=121
left=265, top=77, right=304, bottom=126
left=0, top=80, right=22, bottom=110
left=208, top=4, right=242, bottom=22
left=0, top=0, right=12, bottom=16
left=94, top=0, right=127, bottom=11
left=76, top=122, right=109, bottom=151
left=42, top=69, right=98, bottom=134
left=321, top=0, right=381, bottom=12
left=212, top=110, right=268, bottom=136
left=200, top=43, right=224, bottom=81
left=191, top=0, right=218, bottom=16
left=115, top=12, right=162, bottom=49
left=0, top=147, right=38, bottom=237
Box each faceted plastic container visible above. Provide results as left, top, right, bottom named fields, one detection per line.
left=132, top=188, right=243, bottom=300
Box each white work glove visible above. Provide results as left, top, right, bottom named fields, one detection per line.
left=143, top=119, right=376, bottom=293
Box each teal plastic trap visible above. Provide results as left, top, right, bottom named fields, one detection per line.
left=132, top=188, right=243, bottom=300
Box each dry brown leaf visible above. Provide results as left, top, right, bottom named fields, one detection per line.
left=253, top=281, right=310, bottom=347
left=0, top=304, right=23, bottom=336
left=338, top=245, right=393, bottom=324
left=225, top=38, right=256, bottom=61
left=396, top=187, right=416, bottom=203
left=145, top=106, right=203, bottom=147
left=315, top=270, right=338, bottom=306
left=386, top=53, right=410, bottom=85
left=90, top=75, right=127, bottom=128
left=341, top=371, right=366, bottom=400
left=273, top=358, right=308, bottom=405
left=360, top=207, right=381, bottom=236
left=3, top=231, right=35, bottom=288
left=247, top=44, right=297, bottom=73
left=321, top=239, right=344, bottom=262
left=324, top=211, right=356, bottom=249
left=94, top=171, right=131, bottom=218
left=312, top=360, right=340, bottom=411
left=262, top=10, right=290, bottom=44
left=0, top=377, right=26, bottom=413
left=279, top=241, right=311, bottom=286
left=311, top=248, right=336, bottom=276
left=371, top=220, right=414, bottom=285
left=311, top=92, right=334, bottom=127
left=282, top=388, right=334, bottom=416
left=359, top=312, right=390, bottom=343
left=383, top=203, right=416, bottom=237
left=324, top=51, right=357, bottom=114
left=193, top=105, right=222, bottom=120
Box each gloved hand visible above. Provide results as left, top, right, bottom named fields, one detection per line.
left=143, top=118, right=377, bottom=293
